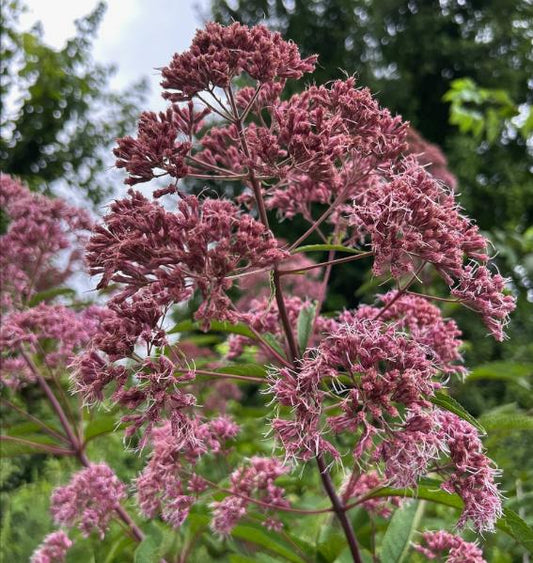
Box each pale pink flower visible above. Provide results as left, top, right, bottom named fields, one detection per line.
left=0, top=174, right=92, bottom=309
left=211, top=456, right=289, bottom=535
left=30, top=531, right=72, bottom=563
left=414, top=530, right=486, bottom=562
left=451, top=264, right=515, bottom=341
left=50, top=464, right=126, bottom=539
left=136, top=417, right=239, bottom=528
left=436, top=411, right=502, bottom=532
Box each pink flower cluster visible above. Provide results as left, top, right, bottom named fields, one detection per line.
left=414, top=530, right=486, bottom=563
left=271, top=291, right=451, bottom=462
left=70, top=21, right=512, bottom=549
left=114, top=103, right=210, bottom=185
left=0, top=174, right=92, bottom=309
left=30, top=531, right=72, bottom=563
left=211, top=456, right=290, bottom=535
left=268, top=291, right=501, bottom=532
left=136, top=416, right=239, bottom=528
left=50, top=463, right=126, bottom=539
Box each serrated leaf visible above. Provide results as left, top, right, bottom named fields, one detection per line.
left=84, top=415, right=118, bottom=442
left=292, top=244, right=365, bottom=255
left=380, top=501, right=424, bottom=563
left=134, top=525, right=162, bottom=563
left=168, top=319, right=255, bottom=339
left=231, top=524, right=306, bottom=563
left=498, top=509, right=533, bottom=553
left=430, top=392, right=486, bottom=434
left=297, top=302, right=316, bottom=352
left=365, top=484, right=533, bottom=551
left=479, top=413, right=533, bottom=433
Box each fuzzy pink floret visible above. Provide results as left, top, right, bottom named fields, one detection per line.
left=30, top=531, right=72, bottom=563
left=414, top=530, right=486, bottom=562
left=211, top=457, right=290, bottom=535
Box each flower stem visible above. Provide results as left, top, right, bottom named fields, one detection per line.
left=227, top=84, right=362, bottom=560
left=317, top=454, right=363, bottom=563
left=19, top=348, right=145, bottom=543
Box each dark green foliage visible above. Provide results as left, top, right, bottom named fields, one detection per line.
left=0, top=1, right=147, bottom=203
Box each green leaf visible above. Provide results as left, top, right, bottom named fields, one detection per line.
left=168, top=319, right=255, bottom=339
left=498, top=509, right=533, bottom=553
left=231, top=524, right=306, bottom=563
left=297, top=302, right=316, bottom=352
left=467, top=362, right=532, bottom=389
left=479, top=413, right=533, bottom=433
left=380, top=501, right=424, bottom=563
left=365, top=483, right=533, bottom=551
left=28, top=287, right=76, bottom=306
left=0, top=434, right=63, bottom=457
left=262, top=332, right=287, bottom=359
left=430, top=392, right=486, bottom=434
left=134, top=525, right=162, bottom=563
left=334, top=547, right=374, bottom=563
left=84, top=415, right=119, bottom=442
left=292, top=244, right=364, bottom=255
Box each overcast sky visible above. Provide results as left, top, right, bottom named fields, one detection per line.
left=22, top=0, right=210, bottom=111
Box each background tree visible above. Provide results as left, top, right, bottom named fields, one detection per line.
left=0, top=0, right=147, bottom=204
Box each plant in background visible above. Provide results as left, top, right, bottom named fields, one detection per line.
left=1, top=22, right=530, bottom=563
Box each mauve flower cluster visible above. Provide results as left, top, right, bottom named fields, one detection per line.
left=0, top=174, right=92, bottom=309
left=414, top=530, right=486, bottom=563
left=30, top=530, right=72, bottom=563
left=71, top=21, right=512, bottom=548
left=211, top=456, right=290, bottom=535
left=136, top=416, right=238, bottom=528
left=86, top=190, right=286, bottom=328
left=77, top=188, right=285, bottom=435
left=269, top=291, right=501, bottom=531
left=114, top=103, right=210, bottom=186
left=341, top=471, right=401, bottom=518
left=271, top=292, right=448, bottom=462
left=377, top=408, right=502, bottom=532
left=50, top=463, right=126, bottom=539
left=0, top=304, right=107, bottom=387
left=161, top=22, right=317, bottom=101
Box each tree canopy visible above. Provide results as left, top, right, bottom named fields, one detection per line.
left=0, top=1, right=147, bottom=203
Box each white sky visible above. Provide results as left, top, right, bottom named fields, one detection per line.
left=21, top=0, right=210, bottom=111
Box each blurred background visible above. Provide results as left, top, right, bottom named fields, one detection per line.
left=1, top=0, right=532, bottom=560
